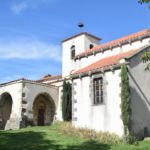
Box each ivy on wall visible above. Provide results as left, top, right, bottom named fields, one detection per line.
left=62, top=80, right=72, bottom=121
left=121, top=64, right=130, bottom=136
left=120, top=64, right=138, bottom=144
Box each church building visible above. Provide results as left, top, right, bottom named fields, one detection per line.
left=0, top=29, right=150, bottom=139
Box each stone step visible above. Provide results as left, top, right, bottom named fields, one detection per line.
left=144, top=137, right=150, bottom=141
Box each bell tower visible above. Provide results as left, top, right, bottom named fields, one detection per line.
left=62, top=25, right=101, bottom=77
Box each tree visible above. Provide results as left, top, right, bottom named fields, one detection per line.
left=138, top=0, right=150, bottom=4
left=62, top=80, right=72, bottom=121
left=141, top=51, right=150, bottom=70
left=138, top=0, right=150, bottom=8
left=138, top=0, right=150, bottom=68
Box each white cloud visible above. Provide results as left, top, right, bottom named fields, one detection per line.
left=0, top=39, right=61, bottom=61
left=11, top=0, right=56, bottom=14
left=11, top=2, right=28, bottom=15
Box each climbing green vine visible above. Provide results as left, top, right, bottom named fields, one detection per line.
left=121, top=64, right=130, bottom=136
left=120, top=65, right=138, bottom=144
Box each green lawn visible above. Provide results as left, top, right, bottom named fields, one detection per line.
left=0, top=124, right=150, bottom=150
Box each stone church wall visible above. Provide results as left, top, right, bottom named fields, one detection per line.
left=75, top=38, right=150, bottom=76
left=0, top=80, right=61, bottom=130
left=128, top=46, right=150, bottom=139
left=72, top=69, right=124, bottom=136
left=0, top=82, right=22, bottom=130
left=22, top=82, right=59, bottom=125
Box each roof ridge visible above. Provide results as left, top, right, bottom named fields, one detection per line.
left=73, top=50, right=137, bottom=75
left=75, top=29, right=150, bottom=58
left=0, top=78, right=57, bottom=88
left=62, top=32, right=101, bottom=43
left=37, top=74, right=62, bottom=82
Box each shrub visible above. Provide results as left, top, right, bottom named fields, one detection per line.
left=57, top=122, right=121, bottom=144
left=128, top=133, right=138, bottom=145
left=62, top=80, right=72, bottom=121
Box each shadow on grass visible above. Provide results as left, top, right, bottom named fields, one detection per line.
left=0, top=130, right=111, bottom=150
left=66, top=140, right=111, bottom=150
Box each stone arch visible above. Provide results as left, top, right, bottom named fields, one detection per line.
left=32, top=93, right=55, bottom=126
left=0, top=92, right=13, bottom=129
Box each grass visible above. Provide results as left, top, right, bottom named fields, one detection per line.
left=0, top=123, right=150, bottom=150
left=59, top=122, right=121, bottom=144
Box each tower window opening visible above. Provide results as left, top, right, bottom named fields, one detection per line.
left=89, top=44, right=94, bottom=49
left=71, top=45, right=75, bottom=59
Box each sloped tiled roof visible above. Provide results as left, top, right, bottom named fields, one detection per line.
left=75, top=29, right=150, bottom=59
left=0, top=78, right=58, bottom=88
left=73, top=50, right=137, bottom=75
left=36, top=74, right=62, bottom=82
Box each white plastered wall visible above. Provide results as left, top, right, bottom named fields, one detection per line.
left=0, top=82, right=22, bottom=130
left=72, top=69, right=124, bottom=136
left=62, top=34, right=100, bottom=77
left=75, top=38, right=150, bottom=70
left=0, top=80, right=62, bottom=129
left=23, top=82, right=61, bottom=121
left=51, top=81, right=64, bottom=121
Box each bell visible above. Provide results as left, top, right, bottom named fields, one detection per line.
left=78, top=22, right=84, bottom=28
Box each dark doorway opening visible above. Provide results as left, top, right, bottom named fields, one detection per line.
left=38, top=108, right=45, bottom=126
left=33, top=93, right=55, bottom=126
left=0, top=93, right=12, bottom=130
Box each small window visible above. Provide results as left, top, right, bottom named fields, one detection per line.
left=89, top=44, right=94, bottom=49
left=93, top=77, right=103, bottom=104
left=71, top=45, right=75, bottom=59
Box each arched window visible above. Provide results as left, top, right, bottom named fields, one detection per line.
left=71, top=45, right=75, bottom=59
left=89, top=44, right=94, bottom=49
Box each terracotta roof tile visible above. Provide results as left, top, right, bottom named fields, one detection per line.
left=73, top=50, right=136, bottom=75
left=76, top=29, right=150, bottom=58
left=0, top=78, right=57, bottom=88
left=36, top=75, right=62, bottom=82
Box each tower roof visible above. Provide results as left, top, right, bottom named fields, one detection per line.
left=62, top=32, right=101, bottom=43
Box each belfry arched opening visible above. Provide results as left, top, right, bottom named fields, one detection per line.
left=32, top=93, right=55, bottom=126
left=0, top=93, right=12, bottom=130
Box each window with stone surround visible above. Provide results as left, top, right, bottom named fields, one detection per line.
left=93, top=77, right=103, bottom=104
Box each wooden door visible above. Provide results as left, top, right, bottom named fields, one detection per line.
left=38, top=108, right=45, bottom=126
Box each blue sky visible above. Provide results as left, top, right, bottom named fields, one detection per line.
left=0, top=0, right=149, bottom=83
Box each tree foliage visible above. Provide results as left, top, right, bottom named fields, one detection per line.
left=62, top=80, right=72, bottom=121
left=138, top=0, right=150, bottom=69
left=138, top=0, right=150, bottom=8
left=138, top=0, right=150, bottom=4
left=141, top=51, right=150, bottom=70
